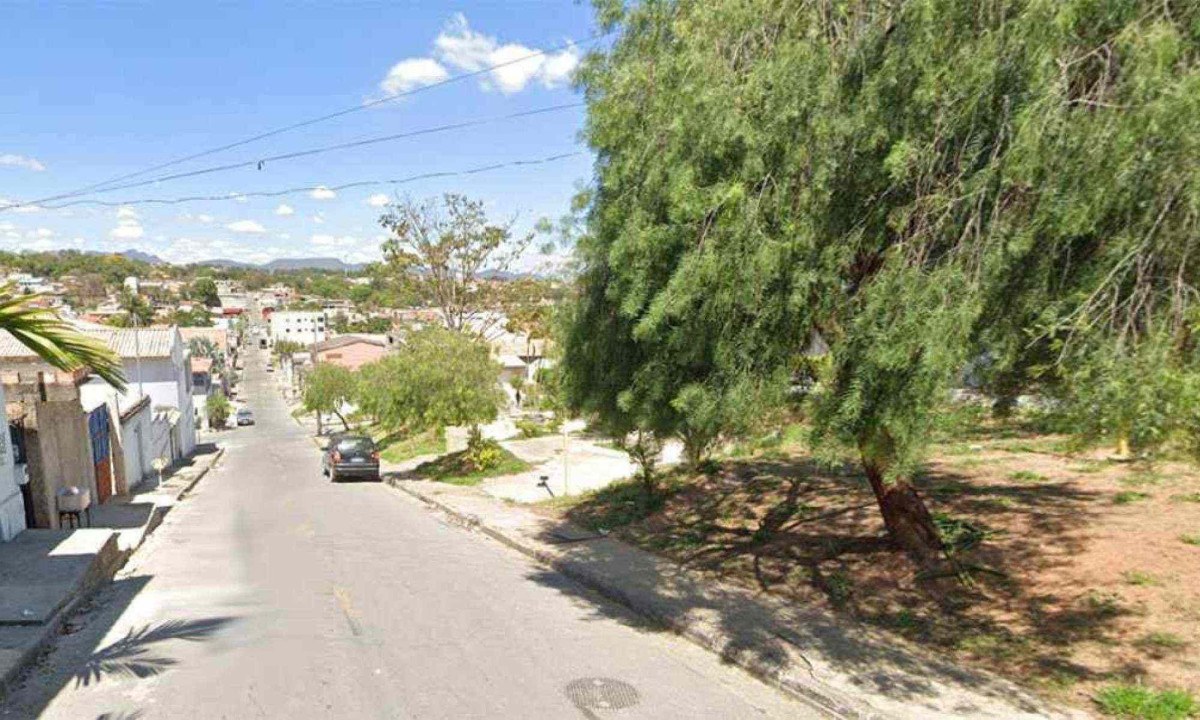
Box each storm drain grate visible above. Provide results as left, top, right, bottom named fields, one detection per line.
left=563, top=677, right=640, bottom=717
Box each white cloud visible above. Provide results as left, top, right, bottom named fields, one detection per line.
left=0, top=222, right=14, bottom=232
left=110, top=221, right=144, bottom=240
left=116, top=205, right=139, bottom=220
left=379, top=58, right=450, bottom=96
left=31, top=227, right=54, bottom=238
left=226, top=219, right=266, bottom=234
left=275, top=203, right=295, bottom=216
left=366, top=193, right=390, bottom=207
left=0, top=154, right=46, bottom=172
left=309, top=186, right=336, bottom=200
left=376, top=14, right=580, bottom=99
left=312, top=214, right=325, bottom=225
left=197, top=214, right=214, bottom=224
left=433, top=13, right=579, bottom=94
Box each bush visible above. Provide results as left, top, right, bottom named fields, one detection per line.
left=466, top=439, right=504, bottom=472
left=1094, top=684, right=1195, bottom=720
left=515, top=417, right=559, bottom=439
left=207, top=391, right=231, bottom=428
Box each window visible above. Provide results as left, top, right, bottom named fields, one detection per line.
left=335, top=437, right=376, bottom=453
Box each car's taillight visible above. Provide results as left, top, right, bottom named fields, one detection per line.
left=331, top=451, right=341, bottom=463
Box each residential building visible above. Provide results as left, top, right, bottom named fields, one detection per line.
left=179, top=326, right=231, bottom=358
left=0, top=323, right=198, bottom=531
left=215, top=279, right=244, bottom=295
left=80, top=378, right=155, bottom=494
left=0, top=364, right=105, bottom=530
left=217, top=293, right=249, bottom=312
left=104, top=327, right=197, bottom=459
left=269, top=310, right=328, bottom=346
left=313, top=335, right=391, bottom=371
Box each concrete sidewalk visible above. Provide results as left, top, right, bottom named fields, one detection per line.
left=0, top=444, right=224, bottom=695
left=385, top=475, right=1084, bottom=720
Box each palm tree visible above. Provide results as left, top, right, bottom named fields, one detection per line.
left=0, top=287, right=126, bottom=390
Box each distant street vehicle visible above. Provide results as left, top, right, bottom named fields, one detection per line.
left=322, top=435, right=380, bottom=482
left=236, top=408, right=255, bottom=426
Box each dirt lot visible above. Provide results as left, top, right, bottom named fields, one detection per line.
left=540, top=421, right=1200, bottom=714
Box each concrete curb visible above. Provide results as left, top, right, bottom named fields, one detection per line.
left=386, top=477, right=877, bottom=720
left=0, top=533, right=122, bottom=696
left=0, top=446, right=224, bottom=699
left=174, top=446, right=226, bottom=502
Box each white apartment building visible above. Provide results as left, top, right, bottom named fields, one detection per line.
left=268, top=310, right=329, bottom=346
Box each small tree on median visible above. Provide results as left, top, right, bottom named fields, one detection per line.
left=302, top=364, right=358, bottom=431
left=357, top=326, right=503, bottom=468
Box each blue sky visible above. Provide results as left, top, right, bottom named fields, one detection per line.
left=0, top=2, right=598, bottom=268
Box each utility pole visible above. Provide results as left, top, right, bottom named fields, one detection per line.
left=311, top=328, right=321, bottom=436
left=132, top=299, right=144, bottom=399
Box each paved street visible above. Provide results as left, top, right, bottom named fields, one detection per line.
left=2, top=348, right=813, bottom=719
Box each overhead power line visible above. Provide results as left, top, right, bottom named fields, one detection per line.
left=39, top=150, right=585, bottom=210
left=6, top=30, right=612, bottom=211
left=4, top=103, right=581, bottom=208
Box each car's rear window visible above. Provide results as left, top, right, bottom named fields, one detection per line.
left=335, top=438, right=375, bottom=452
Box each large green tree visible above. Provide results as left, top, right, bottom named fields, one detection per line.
left=378, top=194, right=531, bottom=335
left=564, top=0, right=1200, bottom=564
left=357, top=326, right=502, bottom=436
left=190, top=277, right=221, bottom=308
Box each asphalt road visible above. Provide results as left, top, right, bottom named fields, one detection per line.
left=1, top=346, right=814, bottom=720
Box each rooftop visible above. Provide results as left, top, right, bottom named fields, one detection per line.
left=0, top=325, right=178, bottom=361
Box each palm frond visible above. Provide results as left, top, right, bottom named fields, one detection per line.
left=0, top=288, right=127, bottom=390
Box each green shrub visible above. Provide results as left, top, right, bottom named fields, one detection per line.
left=467, top=440, right=504, bottom=472
left=515, top=418, right=553, bottom=439
left=1094, top=684, right=1196, bottom=719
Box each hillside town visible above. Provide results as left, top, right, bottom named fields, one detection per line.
left=0, top=256, right=558, bottom=543
left=3, top=3, right=1200, bottom=720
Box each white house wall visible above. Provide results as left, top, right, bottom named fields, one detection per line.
left=0, top=384, right=24, bottom=541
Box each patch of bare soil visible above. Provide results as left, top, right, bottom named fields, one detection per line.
left=548, top=431, right=1200, bottom=712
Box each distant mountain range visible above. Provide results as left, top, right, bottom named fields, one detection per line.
left=117, top=249, right=168, bottom=265
left=113, top=250, right=366, bottom=273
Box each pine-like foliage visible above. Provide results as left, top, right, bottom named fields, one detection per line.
left=565, top=0, right=1200, bottom=561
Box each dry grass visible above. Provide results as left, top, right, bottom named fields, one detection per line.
left=540, top=418, right=1200, bottom=713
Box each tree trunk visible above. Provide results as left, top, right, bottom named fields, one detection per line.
left=860, top=433, right=943, bottom=566
left=333, top=410, right=350, bottom=432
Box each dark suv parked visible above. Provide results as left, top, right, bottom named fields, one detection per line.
left=322, top=435, right=380, bottom=482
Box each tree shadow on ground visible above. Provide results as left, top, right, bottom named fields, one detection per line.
left=3, top=575, right=240, bottom=720
left=522, top=453, right=1120, bottom=712
left=75, top=616, right=237, bottom=687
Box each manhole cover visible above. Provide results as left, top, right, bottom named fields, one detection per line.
left=563, top=677, right=639, bottom=717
